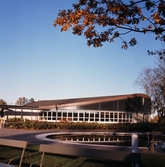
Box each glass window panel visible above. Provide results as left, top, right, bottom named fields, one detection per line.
left=101, top=112, right=104, bottom=121
left=110, top=113, right=113, bottom=122
left=63, top=112, right=67, bottom=117
left=85, top=112, right=89, bottom=117
left=114, top=113, right=118, bottom=122
left=85, top=118, right=88, bottom=121
left=74, top=113, right=78, bottom=117
left=119, top=113, right=122, bottom=122
left=79, top=113, right=83, bottom=117
left=95, top=112, right=99, bottom=121
left=106, top=112, right=109, bottom=121
left=79, top=118, right=83, bottom=121
left=95, top=118, right=99, bottom=121
left=73, top=117, right=77, bottom=121
left=68, top=113, right=72, bottom=117
left=90, top=118, right=94, bottom=121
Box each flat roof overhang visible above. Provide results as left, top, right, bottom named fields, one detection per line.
left=0, top=104, right=39, bottom=110
left=24, top=93, right=151, bottom=110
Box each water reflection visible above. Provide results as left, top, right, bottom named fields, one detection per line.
left=45, top=132, right=165, bottom=149
left=46, top=134, right=150, bottom=147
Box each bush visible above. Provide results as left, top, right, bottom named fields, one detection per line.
left=4, top=118, right=165, bottom=133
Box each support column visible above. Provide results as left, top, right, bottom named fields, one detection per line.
left=132, top=133, right=139, bottom=167
left=46, top=111, right=48, bottom=121
left=83, top=112, right=85, bottom=122
left=99, top=112, right=101, bottom=123
left=56, top=108, right=58, bottom=122
left=51, top=111, right=53, bottom=121
left=66, top=111, right=68, bottom=121
left=94, top=111, right=95, bottom=122
left=31, top=109, right=33, bottom=121
left=78, top=112, right=79, bottom=122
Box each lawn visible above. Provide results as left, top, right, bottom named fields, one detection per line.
left=0, top=144, right=165, bottom=167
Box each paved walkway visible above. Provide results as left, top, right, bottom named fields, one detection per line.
left=0, top=128, right=165, bottom=154
left=0, top=128, right=58, bottom=144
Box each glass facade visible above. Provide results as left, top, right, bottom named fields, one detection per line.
left=39, top=96, right=150, bottom=123
left=41, top=110, right=133, bottom=123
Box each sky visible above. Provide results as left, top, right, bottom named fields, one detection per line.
left=0, top=0, right=161, bottom=104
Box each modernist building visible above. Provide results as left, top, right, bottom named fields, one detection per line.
left=1, top=93, right=151, bottom=123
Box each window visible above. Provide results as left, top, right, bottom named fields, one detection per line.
left=79, top=113, right=83, bottom=121
left=123, top=113, right=126, bottom=122
left=68, top=112, right=72, bottom=121
left=90, top=113, right=94, bottom=121
left=106, top=112, right=109, bottom=122
left=85, top=112, right=89, bottom=121
left=52, top=112, right=56, bottom=120
left=101, top=112, right=104, bottom=122
left=73, top=112, right=78, bottom=121
left=130, top=113, right=132, bottom=122
left=119, top=113, right=122, bottom=122
left=95, top=112, right=99, bottom=121
left=62, top=112, right=67, bottom=121
left=58, top=112, right=61, bottom=117
left=114, top=113, right=118, bottom=122
left=110, top=113, right=113, bottom=122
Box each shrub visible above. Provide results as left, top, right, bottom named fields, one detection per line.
left=4, top=117, right=165, bottom=133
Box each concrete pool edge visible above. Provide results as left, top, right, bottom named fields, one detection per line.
left=35, top=131, right=149, bottom=150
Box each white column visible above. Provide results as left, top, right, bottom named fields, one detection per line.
left=51, top=111, right=53, bottom=120
left=42, top=113, right=44, bottom=120
left=99, top=112, right=101, bottom=123
left=56, top=110, right=58, bottom=122
left=31, top=109, right=33, bottom=120
left=46, top=111, right=48, bottom=120
left=78, top=112, right=79, bottom=121
left=94, top=111, right=95, bottom=122
left=67, top=111, right=68, bottom=121
left=132, top=133, right=138, bottom=153
left=132, top=133, right=139, bottom=167
left=83, top=112, right=85, bottom=121
left=72, top=111, right=74, bottom=121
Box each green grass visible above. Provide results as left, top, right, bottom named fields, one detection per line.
left=0, top=145, right=165, bottom=167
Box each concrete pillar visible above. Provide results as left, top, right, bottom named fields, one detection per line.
left=66, top=111, right=68, bottom=121
left=94, top=112, right=95, bottom=122
left=132, top=133, right=138, bottom=152
left=46, top=111, right=48, bottom=120
left=132, top=133, right=139, bottom=167
left=61, top=111, right=62, bottom=121
left=83, top=112, right=85, bottom=121
left=51, top=111, right=52, bottom=120
left=99, top=112, right=101, bottom=123
left=77, top=112, right=79, bottom=122
left=56, top=107, right=58, bottom=122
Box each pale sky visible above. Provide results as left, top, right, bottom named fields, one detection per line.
left=0, top=0, right=160, bottom=104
